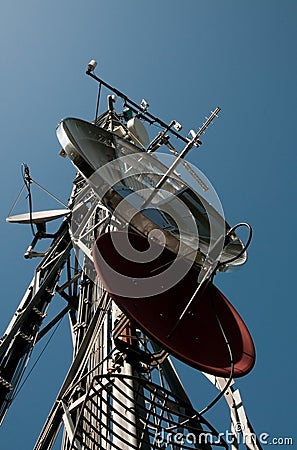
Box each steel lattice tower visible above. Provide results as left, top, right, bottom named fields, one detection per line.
left=0, top=66, right=263, bottom=450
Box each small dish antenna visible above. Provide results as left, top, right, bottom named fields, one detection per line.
left=6, top=209, right=71, bottom=258
left=6, top=209, right=70, bottom=225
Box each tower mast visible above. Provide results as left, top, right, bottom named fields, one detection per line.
left=0, top=64, right=263, bottom=450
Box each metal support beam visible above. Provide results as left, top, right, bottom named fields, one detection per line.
left=203, top=374, right=263, bottom=450
left=0, top=221, right=73, bottom=423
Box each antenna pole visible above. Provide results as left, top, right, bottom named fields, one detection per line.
left=142, top=107, right=220, bottom=208
left=86, top=69, right=192, bottom=144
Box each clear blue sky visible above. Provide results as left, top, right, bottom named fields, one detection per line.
left=0, top=1, right=296, bottom=448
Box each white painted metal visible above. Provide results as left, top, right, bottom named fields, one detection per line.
left=203, top=373, right=262, bottom=450
left=111, top=304, right=138, bottom=449
left=6, top=209, right=70, bottom=224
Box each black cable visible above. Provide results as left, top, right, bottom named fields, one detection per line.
left=217, top=222, right=253, bottom=269
left=22, top=164, right=36, bottom=237
left=163, top=293, right=233, bottom=447
left=189, top=271, right=234, bottom=416
left=192, top=225, right=252, bottom=414
left=63, top=346, right=117, bottom=398
left=11, top=317, right=64, bottom=403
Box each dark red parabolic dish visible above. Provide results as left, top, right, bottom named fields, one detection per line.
left=92, top=231, right=255, bottom=377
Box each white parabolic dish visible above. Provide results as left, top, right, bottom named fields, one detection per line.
left=6, top=209, right=70, bottom=224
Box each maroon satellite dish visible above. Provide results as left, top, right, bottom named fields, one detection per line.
left=93, top=231, right=255, bottom=377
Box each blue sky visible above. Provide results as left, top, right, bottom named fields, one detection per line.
left=0, top=1, right=296, bottom=448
